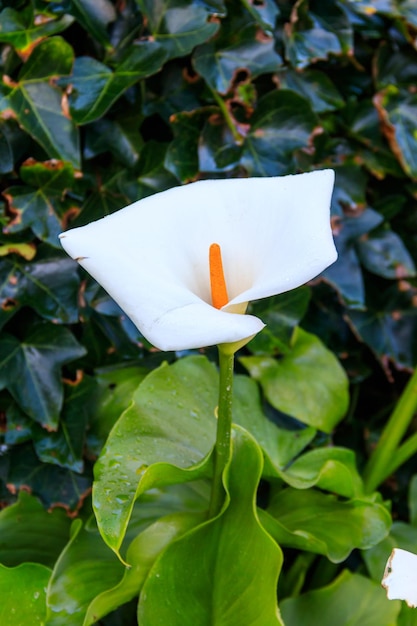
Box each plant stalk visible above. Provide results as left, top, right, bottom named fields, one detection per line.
left=209, top=347, right=235, bottom=517
left=363, top=367, right=417, bottom=493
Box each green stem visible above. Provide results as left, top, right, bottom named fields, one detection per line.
left=210, top=89, right=244, bottom=145
left=363, top=367, right=417, bottom=493
left=209, top=347, right=235, bottom=517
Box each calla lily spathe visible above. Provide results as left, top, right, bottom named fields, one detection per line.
left=382, top=548, right=417, bottom=607
left=59, top=171, right=337, bottom=351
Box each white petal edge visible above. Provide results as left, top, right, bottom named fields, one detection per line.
left=382, top=548, right=417, bottom=608
left=59, top=171, right=336, bottom=351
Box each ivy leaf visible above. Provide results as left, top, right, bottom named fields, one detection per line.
left=0, top=6, right=73, bottom=59
left=136, top=0, right=220, bottom=60
left=0, top=253, right=80, bottom=324
left=33, top=376, right=98, bottom=472
left=0, top=38, right=80, bottom=168
left=241, top=327, right=349, bottom=433
left=66, top=0, right=116, bottom=46
left=193, top=28, right=282, bottom=94
left=63, top=43, right=168, bottom=125
left=356, top=227, right=416, bottom=279
left=374, top=87, right=417, bottom=180
left=283, top=0, right=352, bottom=69
left=240, top=0, right=280, bottom=32
left=277, top=68, right=344, bottom=113
left=4, top=443, right=92, bottom=510
left=240, top=90, right=319, bottom=176
left=165, top=108, right=214, bottom=182
left=0, top=324, right=86, bottom=429
left=138, top=427, right=284, bottom=626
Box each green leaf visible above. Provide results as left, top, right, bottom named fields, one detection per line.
left=241, top=327, right=349, bottom=433
left=347, top=301, right=417, bottom=370
left=276, top=68, right=344, bottom=113
left=0, top=38, right=80, bottom=167
left=138, top=426, right=284, bottom=626
left=240, top=0, right=280, bottom=32
left=193, top=28, right=282, bottom=94
left=240, top=90, right=319, bottom=176
left=356, top=227, right=416, bottom=279
left=66, top=0, right=116, bottom=46
left=248, top=287, right=311, bottom=355
left=33, top=375, right=98, bottom=472
left=0, top=253, right=80, bottom=323
left=0, top=562, right=51, bottom=625
left=283, top=0, right=352, bottom=69
left=87, top=364, right=150, bottom=457
left=374, top=87, right=417, bottom=180
left=263, top=488, right=391, bottom=562
left=347, top=99, right=405, bottom=178
left=63, top=43, right=168, bottom=125
left=0, top=7, right=73, bottom=57
left=136, top=0, right=220, bottom=60
left=5, top=443, right=92, bottom=510
left=281, top=447, right=363, bottom=498
left=84, top=511, right=204, bottom=625
left=0, top=491, right=71, bottom=567
left=165, top=108, right=214, bottom=182
left=116, top=141, right=178, bottom=201
left=0, top=324, right=86, bottom=429
left=46, top=518, right=124, bottom=626
left=233, top=374, right=316, bottom=478
left=93, top=356, right=218, bottom=555
left=281, top=570, right=399, bottom=626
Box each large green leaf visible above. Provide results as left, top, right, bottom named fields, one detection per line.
left=0, top=38, right=80, bottom=167
left=136, top=0, right=220, bottom=60
left=281, top=570, right=399, bottom=626
left=138, top=426, right=284, bottom=626
left=0, top=491, right=71, bottom=567
left=233, top=374, right=316, bottom=478
left=0, top=562, right=51, bottom=625
left=84, top=510, right=205, bottom=624
left=241, top=327, right=349, bottom=433
left=240, top=90, right=319, bottom=175
left=262, top=488, right=390, bottom=562
left=93, top=356, right=218, bottom=555
left=0, top=324, right=86, bottom=428
left=46, top=518, right=125, bottom=626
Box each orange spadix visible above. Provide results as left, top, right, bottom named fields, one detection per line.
left=209, top=243, right=229, bottom=309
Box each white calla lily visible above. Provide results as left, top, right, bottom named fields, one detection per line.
left=59, top=170, right=336, bottom=351
left=382, top=548, right=417, bottom=607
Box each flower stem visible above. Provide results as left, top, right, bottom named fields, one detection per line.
left=363, top=367, right=417, bottom=493
left=209, top=347, right=235, bottom=517
left=210, top=89, right=244, bottom=145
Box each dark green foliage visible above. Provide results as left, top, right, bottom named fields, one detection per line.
left=1, top=0, right=417, bottom=622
